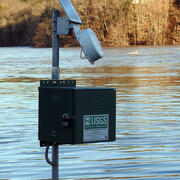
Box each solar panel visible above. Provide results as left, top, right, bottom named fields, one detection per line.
left=58, top=0, right=82, bottom=24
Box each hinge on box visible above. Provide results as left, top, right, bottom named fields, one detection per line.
left=40, top=80, right=76, bottom=87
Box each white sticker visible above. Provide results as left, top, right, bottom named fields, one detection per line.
left=83, top=114, right=109, bottom=142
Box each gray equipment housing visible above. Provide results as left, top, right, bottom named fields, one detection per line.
left=76, top=28, right=104, bottom=65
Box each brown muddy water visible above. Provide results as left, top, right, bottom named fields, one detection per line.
left=0, top=46, right=180, bottom=179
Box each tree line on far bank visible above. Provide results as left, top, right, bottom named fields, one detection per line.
left=0, top=0, right=179, bottom=47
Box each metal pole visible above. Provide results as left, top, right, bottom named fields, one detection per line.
left=52, top=144, right=59, bottom=179
left=52, top=9, right=60, bottom=80
left=52, top=9, right=60, bottom=180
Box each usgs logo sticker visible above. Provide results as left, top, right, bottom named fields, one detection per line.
left=83, top=114, right=109, bottom=142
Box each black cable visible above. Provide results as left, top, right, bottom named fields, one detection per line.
left=45, top=144, right=57, bottom=166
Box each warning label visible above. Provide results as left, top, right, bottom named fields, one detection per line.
left=83, top=114, right=109, bottom=142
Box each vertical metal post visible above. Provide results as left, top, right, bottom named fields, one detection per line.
left=52, top=9, right=60, bottom=180
left=52, top=9, right=60, bottom=80
left=52, top=144, right=59, bottom=179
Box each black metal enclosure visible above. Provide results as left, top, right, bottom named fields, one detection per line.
left=38, top=80, right=116, bottom=146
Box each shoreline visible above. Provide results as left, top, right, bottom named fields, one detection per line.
left=0, top=0, right=179, bottom=48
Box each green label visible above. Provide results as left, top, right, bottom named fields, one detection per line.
left=83, top=114, right=109, bottom=142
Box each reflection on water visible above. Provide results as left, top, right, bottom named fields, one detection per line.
left=0, top=46, right=180, bottom=179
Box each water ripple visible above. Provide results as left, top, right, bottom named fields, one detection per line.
left=0, top=46, right=180, bottom=179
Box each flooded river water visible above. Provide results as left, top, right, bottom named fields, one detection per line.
left=0, top=46, right=180, bottom=179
